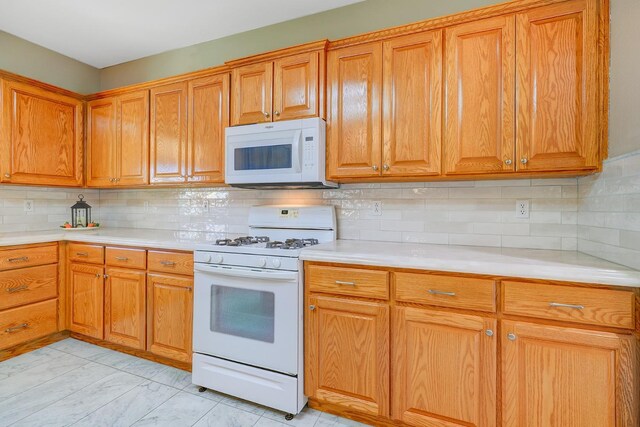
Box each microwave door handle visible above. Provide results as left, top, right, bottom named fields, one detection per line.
left=194, top=264, right=298, bottom=281
left=291, top=130, right=302, bottom=172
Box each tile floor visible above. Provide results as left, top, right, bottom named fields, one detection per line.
left=0, top=339, right=369, bottom=427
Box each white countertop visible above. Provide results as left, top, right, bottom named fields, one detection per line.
left=0, top=228, right=228, bottom=252
left=299, top=240, right=640, bottom=288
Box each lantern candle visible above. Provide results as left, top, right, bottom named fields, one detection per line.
left=71, top=194, right=92, bottom=228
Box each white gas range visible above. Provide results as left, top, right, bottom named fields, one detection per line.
left=192, top=205, right=336, bottom=417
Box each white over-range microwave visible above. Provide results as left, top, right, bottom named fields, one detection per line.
left=224, top=117, right=337, bottom=189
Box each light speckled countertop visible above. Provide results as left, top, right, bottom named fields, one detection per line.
left=299, top=240, right=640, bottom=288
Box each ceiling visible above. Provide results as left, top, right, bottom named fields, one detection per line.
left=0, top=0, right=363, bottom=69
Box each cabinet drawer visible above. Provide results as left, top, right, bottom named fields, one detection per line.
left=0, top=245, right=57, bottom=271
left=0, top=264, right=58, bottom=310
left=0, top=299, right=57, bottom=350
left=306, top=264, right=389, bottom=299
left=106, top=247, right=146, bottom=270
left=502, top=281, right=635, bottom=329
left=394, top=272, right=496, bottom=312
left=148, top=251, right=193, bottom=276
left=68, top=243, right=104, bottom=264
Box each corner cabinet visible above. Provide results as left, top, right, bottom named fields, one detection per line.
left=327, top=31, right=442, bottom=180
left=87, top=90, right=150, bottom=187
left=229, top=41, right=326, bottom=126
left=0, top=79, right=83, bottom=186
left=68, top=262, right=104, bottom=339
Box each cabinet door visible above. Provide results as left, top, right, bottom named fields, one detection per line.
left=104, top=267, right=146, bottom=350
left=0, top=80, right=83, bottom=186
left=150, top=82, right=188, bottom=184
left=327, top=43, right=383, bottom=179
left=187, top=74, right=229, bottom=183
left=502, top=320, right=638, bottom=427
left=516, top=0, right=599, bottom=171
left=117, top=90, right=149, bottom=186
left=393, top=307, right=496, bottom=427
left=231, top=62, right=273, bottom=125
left=305, top=294, right=389, bottom=417
left=86, top=97, right=117, bottom=187
left=444, top=16, right=515, bottom=175
left=147, top=273, right=193, bottom=362
left=383, top=31, right=442, bottom=177
left=273, top=52, right=319, bottom=121
left=68, top=263, right=104, bottom=339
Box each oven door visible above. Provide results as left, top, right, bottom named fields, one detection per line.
left=193, top=263, right=299, bottom=375
left=225, top=128, right=302, bottom=184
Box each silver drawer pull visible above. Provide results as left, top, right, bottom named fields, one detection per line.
left=76, top=252, right=89, bottom=257
left=7, top=256, right=28, bottom=263
left=115, top=257, right=129, bottom=261
left=428, top=289, right=456, bottom=297
left=335, top=280, right=356, bottom=286
left=160, top=260, right=176, bottom=266
left=6, top=284, right=29, bottom=293
left=549, top=302, right=584, bottom=310
left=5, top=323, right=28, bottom=333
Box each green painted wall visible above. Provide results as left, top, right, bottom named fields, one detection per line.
left=98, top=0, right=499, bottom=90
left=0, top=31, right=100, bottom=94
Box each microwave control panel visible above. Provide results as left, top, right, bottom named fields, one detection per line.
left=302, top=135, right=316, bottom=171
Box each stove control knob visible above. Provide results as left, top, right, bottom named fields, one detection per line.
left=212, top=254, right=224, bottom=264
left=271, top=258, right=281, bottom=268
left=258, top=258, right=267, bottom=268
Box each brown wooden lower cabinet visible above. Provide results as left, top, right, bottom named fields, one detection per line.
left=68, top=262, right=104, bottom=339
left=104, top=267, right=146, bottom=350
left=305, top=294, right=389, bottom=417
left=501, top=320, right=638, bottom=427
left=393, top=307, right=496, bottom=427
left=147, top=273, right=193, bottom=363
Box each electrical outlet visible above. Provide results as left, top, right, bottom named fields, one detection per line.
left=202, top=200, right=209, bottom=213
left=23, top=200, right=34, bottom=213
left=371, top=201, right=382, bottom=217
left=516, top=200, right=530, bottom=219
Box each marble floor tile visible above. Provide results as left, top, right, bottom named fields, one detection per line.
left=255, top=417, right=291, bottom=427
left=48, top=338, right=113, bottom=359
left=150, top=365, right=192, bottom=389
left=14, top=370, right=145, bottom=427
left=132, top=391, right=216, bottom=426
left=73, top=380, right=179, bottom=427
left=183, top=383, right=227, bottom=402
left=262, top=406, right=321, bottom=427
left=314, top=412, right=370, bottom=427
left=0, top=347, right=65, bottom=380
left=219, top=395, right=270, bottom=416
left=0, top=362, right=117, bottom=427
left=193, top=403, right=261, bottom=427
left=92, top=349, right=169, bottom=379
left=0, top=352, right=88, bottom=400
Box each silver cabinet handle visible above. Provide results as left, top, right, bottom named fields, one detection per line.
left=372, top=165, right=379, bottom=171
left=5, top=323, right=28, bottom=333
left=520, top=158, right=528, bottom=165
left=274, top=111, right=280, bottom=117
left=6, top=284, right=29, bottom=293
left=505, top=159, right=513, bottom=165
left=428, top=289, right=456, bottom=297
left=335, top=280, right=356, bottom=286
left=104, top=274, right=109, bottom=279
left=160, top=260, right=176, bottom=266
left=264, top=112, right=270, bottom=118
left=485, top=329, right=494, bottom=337
left=507, top=333, right=517, bottom=341
left=3, top=173, right=10, bottom=178
left=76, top=252, right=88, bottom=257
left=115, top=257, right=129, bottom=261
left=383, top=164, right=390, bottom=171
left=8, top=256, right=28, bottom=263
left=549, top=302, right=585, bottom=310
left=95, top=274, right=101, bottom=278
left=309, top=305, right=316, bottom=311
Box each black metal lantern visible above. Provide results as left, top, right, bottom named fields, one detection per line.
left=71, top=194, right=91, bottom=228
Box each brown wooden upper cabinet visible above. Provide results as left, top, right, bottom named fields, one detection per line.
left=0, top=79, right=83, bottom=186
left=87, top=90, right=150, bottom=187
left=229, top=43, right=325, bottom=126
left=150, top=73, right=229, bottom=185
left=327, top=31, right=442, bottom=180
left=445, top=0, right=600, bottom=176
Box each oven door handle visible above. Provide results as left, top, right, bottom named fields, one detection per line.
left=194, top=264, right=298, bottom=281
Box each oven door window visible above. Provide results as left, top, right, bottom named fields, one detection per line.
left=210, top=285, right=275, bottom=343
left=234, top=144, right=292, bottom=171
